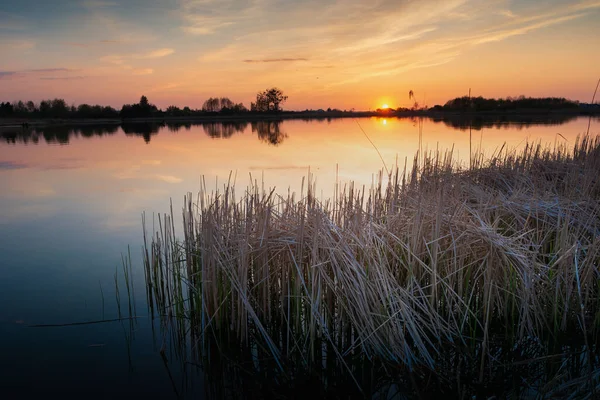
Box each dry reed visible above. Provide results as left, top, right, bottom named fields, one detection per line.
left=142, top=135, right=600, bottom=396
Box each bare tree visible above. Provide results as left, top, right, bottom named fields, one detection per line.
left=252, top=88, right=288, bottom=112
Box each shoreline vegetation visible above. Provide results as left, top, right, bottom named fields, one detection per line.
left=0, top=92, right=598, bottom=129
left=133, top=136, right=600, bottom=398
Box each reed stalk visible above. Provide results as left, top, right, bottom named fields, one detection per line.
left=141, top=135, right=600, bottom=396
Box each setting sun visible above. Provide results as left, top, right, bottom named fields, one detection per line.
left=381, top=104, right=390, bottom=109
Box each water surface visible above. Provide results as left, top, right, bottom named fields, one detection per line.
left=0, top=116, right=598, bottom=398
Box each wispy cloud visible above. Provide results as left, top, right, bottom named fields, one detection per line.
left=468, top=14, right=585, bottom=45
left=180, top=6, right=238, bottom=35
left=101, top=48, right=175, bottom=63
left=335, top=27, right=438, bottom=54
left=0, top=68, right=74, bottom=80
left=99, top=48, right=173, bottom=75
left=155, top=174, right=183, bottom=184
left=498, top=10, right=517, bottom=18
left=143, top=48, right=175, bottom=58
left=31, top=68, right=72, bottom=73
left=0, top=39, right=35, bottom=50
left=81, top=0, right=117, bottom=9
left=64, top=39, right=119, bottom=47
left=183, top=21, right=235, bottom=35
left=132, top=68, right=154, bottom=75
left=40, top=76, right=88, bottom=80
left=146, top=82, right=183, bottom=92
left=243, top=58, right=308, bottom=63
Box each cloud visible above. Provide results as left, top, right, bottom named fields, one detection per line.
left=498, top=10, right=517, bottom=18
left=180, top=11, right=237, bottom=35
left=183, top=23, right=234, bottom=35
left=0, top=39, right=35, bottom=50
left=30, top=68, right=72, bottom=73
left=132, top=68, right=153, bottom=75
left=181, top=0, right=600, bottom=95
left=100, top=54, right=125, bottom=65
left=155, top=175, right=183, bottom=184
left=143, top=48, right=175, bottom=58
left=467, top=14, right=586, bottom=45
left=243, top=58, right=308, bottom=63
left=40, top=76, right=87, bottom=80
left=99, top=48, right=174, bottom=75
left=146, top=82, right=183, bottom=92
left=0, top=68, right=74, bottom=80
left=81, top=0, right=117, bottom=8
left=335, top=27, right=438, bottom=54
left=199, top=44, right=239, bottom=62
left=65, top=40, right=120, bottom=47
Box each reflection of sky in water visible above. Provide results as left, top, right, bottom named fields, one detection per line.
left=0, top=116, right=598, bottom=396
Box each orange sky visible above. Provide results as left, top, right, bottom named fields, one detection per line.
left=1, top=0, right=599, bottom=110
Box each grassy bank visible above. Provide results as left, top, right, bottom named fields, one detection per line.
left=140, top=136, right=600, bottom=397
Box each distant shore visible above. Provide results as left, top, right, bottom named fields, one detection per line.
left=0, top=108, right=598, bottom=129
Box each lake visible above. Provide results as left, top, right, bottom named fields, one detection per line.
left=0, top=115, right=598, bottom=398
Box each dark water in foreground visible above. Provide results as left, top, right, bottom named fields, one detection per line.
left=0, top=116, right=598, bottom=398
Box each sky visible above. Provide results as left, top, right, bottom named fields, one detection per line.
left=0, top=0, right=599, bottom=110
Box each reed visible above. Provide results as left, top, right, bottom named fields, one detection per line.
left=141, top=135, right=600, bottom=397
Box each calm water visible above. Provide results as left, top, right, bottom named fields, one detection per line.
left=0, top=116, right=598, bottom=398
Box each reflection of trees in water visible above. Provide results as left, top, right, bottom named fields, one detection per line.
left=2, top=116, right=589, bottom=146
left=202, top=121, right=248, bottom=138
left=432, top=114, right=580, bottom=131
left=252, top=120, right=287, bottom=145
left=121, top=122, right=163, bottom=143
left=166, top=121, right=193, bottom=132
left=1, top=124, right=119, bottom=144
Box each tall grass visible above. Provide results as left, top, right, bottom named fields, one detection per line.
left=142, top=135, right=600, bottom=397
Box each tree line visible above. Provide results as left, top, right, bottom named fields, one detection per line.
left=0, top=99, right=119, bottom=119
left=0, top=87, right=288, bottom=119
left=430, top=96, right=580, bottom=112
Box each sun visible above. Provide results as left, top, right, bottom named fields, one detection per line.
left=381, top=104, right=389, bottom=109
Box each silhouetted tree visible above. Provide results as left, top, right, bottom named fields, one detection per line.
left=221, top=102, right=248, bottom=114
left=251, top=88, right=288, bottom=112
left=202, top=97, right=241, bottom=113
left=26, top=100, right=36, bottom=114
left=50, top=99, right=69, bottom=118
left=120, top=95, right=159, bottom=118
left=166, top=105, right=181, bottom=116
left=220, top=97, right=234, bottom=109
left=0, top=102, right=14, bottom=117
left=202, top=97, right=221, bottom=112
left=39, top=100, right=51, bottom=117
